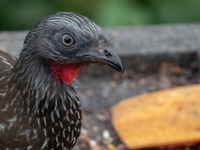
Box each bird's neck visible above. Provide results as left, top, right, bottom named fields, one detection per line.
left=9, top=50, right=80, bottom=110
left=11, top=53, right=51, bottom=90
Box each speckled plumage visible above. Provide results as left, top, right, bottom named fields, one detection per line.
left=0, top=50, right=82, bottom=150
left=0, top=12, right=123, bottom=150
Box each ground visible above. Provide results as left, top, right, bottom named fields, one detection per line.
left=74, top=61, right=200, bottom=150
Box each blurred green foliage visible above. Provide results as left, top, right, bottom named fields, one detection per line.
left=1, top=0, right=200, bottom=31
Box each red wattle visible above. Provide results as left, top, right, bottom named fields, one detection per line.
left=50, top=62, right=82, bottom=84
left=61, top=63, right=82, bottom=84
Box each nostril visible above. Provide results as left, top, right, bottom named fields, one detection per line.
left=104, top=49, right=112, bottom=57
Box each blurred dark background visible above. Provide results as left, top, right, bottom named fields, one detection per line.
left=1, top=0, right=200, bottom=31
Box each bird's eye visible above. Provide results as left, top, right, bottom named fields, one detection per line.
left=61, top=33, right=75, bottom=47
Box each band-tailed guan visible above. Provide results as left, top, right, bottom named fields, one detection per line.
left=0, top=12, right=123, bottom=149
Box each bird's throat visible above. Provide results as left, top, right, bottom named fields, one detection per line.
left=50, top=62, right=82, bottom=84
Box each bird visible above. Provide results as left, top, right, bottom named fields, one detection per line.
left=0, top=12, right=124, bottom=150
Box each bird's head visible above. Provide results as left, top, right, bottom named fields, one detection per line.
left=23, top=12, right=124, bottom=84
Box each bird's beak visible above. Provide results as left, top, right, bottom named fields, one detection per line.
left=76, top=47, right=124, bottom=73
